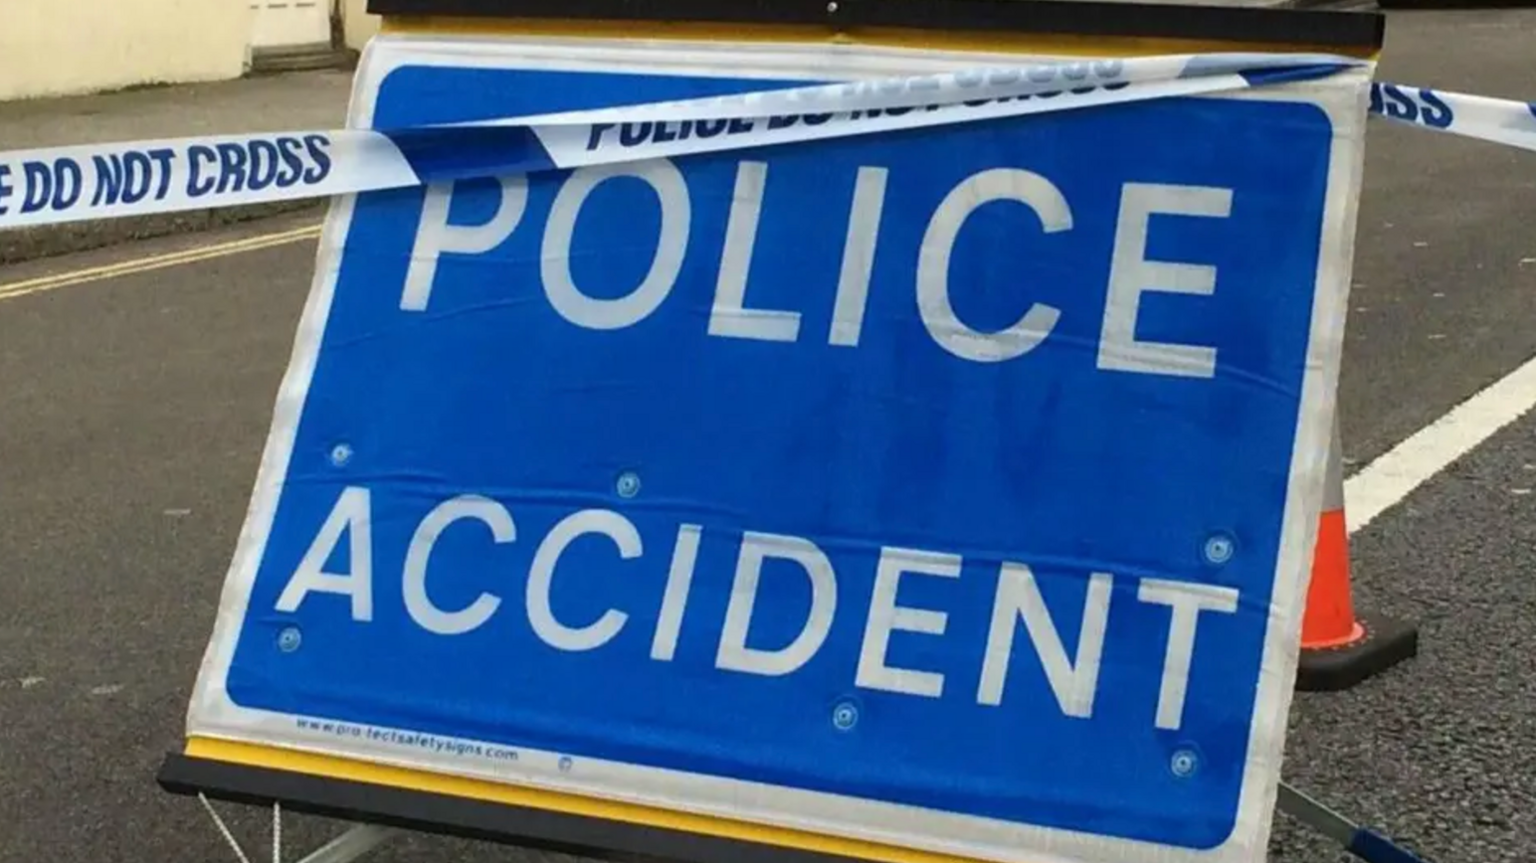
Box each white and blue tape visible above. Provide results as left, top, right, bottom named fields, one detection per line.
left=1370, top=81, right=1536, bottom=151
left=0, top=51, right=1529, bottom=231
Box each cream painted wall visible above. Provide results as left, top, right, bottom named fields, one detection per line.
left=0, top=0, right=251, bottom=101
left=343, top=0, right=382, bottom=52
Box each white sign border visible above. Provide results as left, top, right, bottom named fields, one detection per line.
left=186, top=31, right=1370, bottom=863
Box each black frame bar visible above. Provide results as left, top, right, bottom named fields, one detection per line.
left=159, top=752, right=882, bottom=863
left=366, top=0, right=1384, bottom=51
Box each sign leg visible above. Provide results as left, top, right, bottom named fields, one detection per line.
left=195, top=792, right=394, bottom=863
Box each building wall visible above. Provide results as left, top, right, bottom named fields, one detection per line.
left=0, top=0, right=251, bottom=101
left=343, top=0, right=383, bottom=52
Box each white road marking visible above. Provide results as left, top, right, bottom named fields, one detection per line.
left=1346, top=354, right=1536, bottom=534
left=89, top=684, right=124, bottom=696
left=19, top=677, right=45, bottom=689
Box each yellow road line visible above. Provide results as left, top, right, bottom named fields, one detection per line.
left=0, top=223, right=323, bottom=303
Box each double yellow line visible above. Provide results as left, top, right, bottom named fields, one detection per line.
left=0, top=223, right=322, bottom=304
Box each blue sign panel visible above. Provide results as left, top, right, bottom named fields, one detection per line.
left=190, top=41, right=1357, bottom=863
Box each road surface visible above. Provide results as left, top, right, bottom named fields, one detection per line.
left=3, top=9, right=1536, bottom=863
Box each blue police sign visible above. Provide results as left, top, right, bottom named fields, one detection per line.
left=187, top=36, right=1368, bottom=863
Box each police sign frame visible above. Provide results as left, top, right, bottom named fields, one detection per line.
left=160, top=6, right=1384, bottom=863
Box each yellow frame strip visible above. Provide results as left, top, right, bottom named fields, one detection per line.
left=187, top=737, right=992, bottom=863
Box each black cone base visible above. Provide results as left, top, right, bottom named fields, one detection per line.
left=1296, top=612, right=1419, bottom=692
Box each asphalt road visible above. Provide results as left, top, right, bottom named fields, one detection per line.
left=3, top=9, right=1536, bottom=863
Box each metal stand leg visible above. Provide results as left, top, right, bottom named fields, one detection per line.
left=199, top=793, right=254, bottom=863
left=1278, top=781, right=1429, bottom=863
left=197, top=793, right=396, bottom=863
left=294, top=825, right=395, bottom=863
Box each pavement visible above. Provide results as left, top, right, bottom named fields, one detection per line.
left=2, top=8, right=1536, bottom=863
left=1269, top=13, right=1536, bottom=862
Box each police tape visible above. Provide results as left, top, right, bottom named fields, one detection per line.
left=0, top=51, right=1529, bottom=233
left=0, top=51, right=1361, bottom=231
left=1370, top=82, right=1536, bottom=151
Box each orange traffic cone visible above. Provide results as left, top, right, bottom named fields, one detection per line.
left=1295, top=418, right=1418, bottom=691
